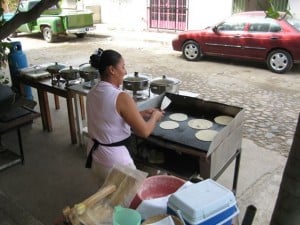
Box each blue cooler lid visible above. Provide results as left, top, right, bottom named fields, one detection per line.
left=167, top=179, right=236, bottom=222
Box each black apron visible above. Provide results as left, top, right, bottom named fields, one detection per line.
left=85, top=136, right=131, bottom=168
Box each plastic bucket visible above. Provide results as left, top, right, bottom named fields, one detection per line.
left=113, top=206, right=141, bottom=225
left=130, top=175, right=185, bottom=209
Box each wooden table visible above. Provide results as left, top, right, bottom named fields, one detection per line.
left=0, top=106, right=40, bottom=170
left=19, top=76, right=77, bottom=144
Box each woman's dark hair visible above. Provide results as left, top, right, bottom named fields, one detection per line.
left=89, top=48, right=122, bottom=77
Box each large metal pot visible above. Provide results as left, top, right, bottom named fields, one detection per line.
left=78, top=63, right=100, bottom=82
left=150, top=75, right=181, bottom=94
left=46, top=62, right=67, bottom=74
left=59, top=66, right=80, bottom=86
left=46, top=62, right=68, bottom=85
left=123, top=72, right=150, bottom=91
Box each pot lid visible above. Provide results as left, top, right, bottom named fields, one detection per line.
left=46, top=62, right=67, bottom=73
left=124, top=72, right=149, bottom=82
left=151, top=75, right=181, bottom=86
left=59, top=66, right=79, bottom=74
left=79, top=63, right=99, bottom=73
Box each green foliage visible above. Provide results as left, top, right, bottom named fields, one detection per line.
left=265, top=0, right=292, bottom=19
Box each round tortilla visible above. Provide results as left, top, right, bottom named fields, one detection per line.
left=188, top=119, right=213, bottom=129
left=169, top=113, right=188, bottom=122
left=214, top=115, right=233, bottom=125
left=195, top=130, right=218, bottom=142
left=159, top=121, right=179, bottom=129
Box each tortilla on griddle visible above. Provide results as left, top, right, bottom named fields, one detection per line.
left=214, top=115, right=233, bottom=125
left=195, top=130, right=218, bottom=142
left=169, top=113, right=188, bottom=122
left=188, top=119, right=213, bottom=129
left=159, top=121, right=179, bottom=129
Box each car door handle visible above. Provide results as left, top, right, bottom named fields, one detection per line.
left=234, top=35, right=241, bottom=38
left=270, top=36, right=279, bottom=40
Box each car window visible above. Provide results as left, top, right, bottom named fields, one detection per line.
left=248, top=18, right=281, bottom=33
left=217, top=17, right=246, bottom=31
left=249, top=23, right=270, bottom=32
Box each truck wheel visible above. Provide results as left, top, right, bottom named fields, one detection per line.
left=75, top=33, right=86, bottom=38
left=42, top=27, right=55, bottom=43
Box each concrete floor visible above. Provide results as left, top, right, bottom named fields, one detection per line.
left=0, top=89, right=289, bottom=225
left=0, top=92, right=99, bottom=225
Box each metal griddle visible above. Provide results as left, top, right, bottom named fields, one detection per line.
left=138, top=93, right=244, bottom=156
left=153, top=110, right=226, bottom=152
left=136, top=92, right=245, bottom=190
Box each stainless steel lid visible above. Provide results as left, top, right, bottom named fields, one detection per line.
left=46, top=62, right=67, bottom=74
left=79, top=63, right=99, bottom=73
left=59, top=66, right=79, bottom=74
left=59, top=66, right=80, bottom=80
left=124, top=72, right=149, bottom=82
left=151, top=75, right=181, bottom=86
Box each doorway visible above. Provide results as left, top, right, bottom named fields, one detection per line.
left=148, top=0, right=188, bottom=31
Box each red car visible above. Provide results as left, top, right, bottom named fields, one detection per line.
left=172, top=11, right=300, bottom=73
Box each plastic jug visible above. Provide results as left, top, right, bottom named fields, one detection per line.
left=113, top=205, right=141, bottom=225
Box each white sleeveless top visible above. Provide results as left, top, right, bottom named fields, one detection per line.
left=86, top=81, right=133, bottom=168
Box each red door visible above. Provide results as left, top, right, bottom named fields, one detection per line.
left=149, top=0, right=187, bottom=31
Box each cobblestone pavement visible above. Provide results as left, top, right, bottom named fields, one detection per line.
left=16, top=34, right=300, bottom=157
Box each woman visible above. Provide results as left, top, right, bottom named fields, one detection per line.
left=86, top=48, right=164, bottom=183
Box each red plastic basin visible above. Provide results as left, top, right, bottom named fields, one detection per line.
left=130, top=175, right=185, bottom=209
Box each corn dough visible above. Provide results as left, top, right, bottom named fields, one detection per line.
left=188, top=119, right=213, bottom=129
left=169, top=113, right=188, bottom=122
left=159, top=121, right=179, bottom=129
left=195, top=130, right=218, bottom=142
left=214, top=115, right=233, bottom=125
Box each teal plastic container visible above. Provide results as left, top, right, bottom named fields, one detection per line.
left=113, top=206, right=141, bottom=225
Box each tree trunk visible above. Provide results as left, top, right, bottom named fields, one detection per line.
left=270, top=113, right=300, bottom=225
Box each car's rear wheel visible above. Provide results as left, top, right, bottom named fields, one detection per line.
left=267, top=49, right=293, bottom=74
left=42, top=26, right=56, bottom=43
left=182, top=40, right=202, bottom=61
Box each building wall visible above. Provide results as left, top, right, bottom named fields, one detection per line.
left=84, top=0, right=147, bottom=30
left=188, top=0, right=233, bottom=30
left=289, top=0, right=300, bottom=17
left=83, top=0, right=234, bottom=31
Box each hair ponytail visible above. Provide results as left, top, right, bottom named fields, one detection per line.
left=89, top=48, right=122, bottom=77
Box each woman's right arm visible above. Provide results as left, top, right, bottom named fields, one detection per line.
left=117, top=92, right=164, bottom=138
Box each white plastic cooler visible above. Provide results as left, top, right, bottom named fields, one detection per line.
left=167, top=179, right=239, bottom=225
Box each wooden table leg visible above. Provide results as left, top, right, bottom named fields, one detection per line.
left=66, top=94, right=77, bottom=144
left=43, top=91, right=52, bottom=132
left=73, top=94, right=84, bottom=146
left=37, top=89, right=46, bottom=130
left=79, top=95, right=85, bottom=120
left=54, top=95, right=60, bottom=110
left=37, top=90, right=52, bottom=132
left=17, top=128, right=24, bottom=164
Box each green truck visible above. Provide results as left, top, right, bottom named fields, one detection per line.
left=5, top=0, right=94, bottom=43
